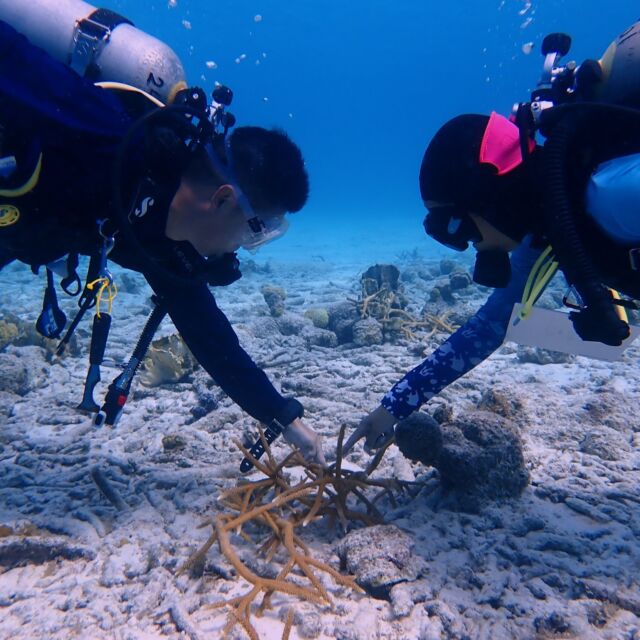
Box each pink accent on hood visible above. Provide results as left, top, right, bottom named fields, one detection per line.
left=479, top=111, right=535, bottom=175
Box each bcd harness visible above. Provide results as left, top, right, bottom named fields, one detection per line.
left=2, top=80, right=240, bottom=426
left=511, top=32, right=640, bottom=346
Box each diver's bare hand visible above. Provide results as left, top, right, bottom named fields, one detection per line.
left=344, top=405, right=397, bottom=455
left=282, top=418, right=327, bottom=466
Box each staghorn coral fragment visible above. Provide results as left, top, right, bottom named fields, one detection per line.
left=181, top=422, right=419, bottom=639
left=282, top=608, right=294, bottom=640
left=354, top=266, right=458, bottom=343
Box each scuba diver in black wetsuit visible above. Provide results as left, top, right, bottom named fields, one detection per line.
left=0, top=9, right=325, bottom=469
left=347, top=20, right=640, bottom=457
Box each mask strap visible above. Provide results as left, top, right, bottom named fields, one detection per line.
left=203, top=136, right=259, bottom=224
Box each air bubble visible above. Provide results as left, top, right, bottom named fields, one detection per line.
left=518, top=1, right=532, bottom=16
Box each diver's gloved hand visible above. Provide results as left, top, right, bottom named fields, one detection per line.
left=344, top=405, right=397, bottom=455
left=282, top=419, right=326, bottom=466
left=570, top=304, right=630, bottom=346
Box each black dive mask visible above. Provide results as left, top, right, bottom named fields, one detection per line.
left=423, top=206, right=482, bottom=251
left=473, top=250, right=512, bottom=288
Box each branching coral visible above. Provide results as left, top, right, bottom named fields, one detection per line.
left=355, top=268, right=458, bottom=342
left=178, top=425, right=421, bottom=639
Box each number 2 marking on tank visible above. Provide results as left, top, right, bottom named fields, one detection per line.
left=147, top=73, right=165, bottom=99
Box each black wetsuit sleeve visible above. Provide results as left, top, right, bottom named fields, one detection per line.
left=146, top=275, right=300, bottom=424
left=381, top=239, right=544, bottom=419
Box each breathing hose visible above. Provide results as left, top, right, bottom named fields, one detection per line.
left=540, top=102, right=640, bottom=344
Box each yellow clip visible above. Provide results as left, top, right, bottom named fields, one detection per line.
left=87, top=277, right=118, bottom=317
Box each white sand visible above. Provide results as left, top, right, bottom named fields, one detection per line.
left=0, top=248, right=639, bottom=640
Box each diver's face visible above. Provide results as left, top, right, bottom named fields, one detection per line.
left=192, top=190, right=249, bottom=257
left=167, top=179, right=289, bottom=257
left=165, top=181, right=244, bottom=257
left=188, top=189, right=289, bottom=257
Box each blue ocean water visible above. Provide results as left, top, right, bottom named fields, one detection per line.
left=102, top=0, right=638, bottom=263
left=1, top=0, right=637, bottom=265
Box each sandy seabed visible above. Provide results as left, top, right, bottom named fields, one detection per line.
left=0, top=238, right=639, bottom=640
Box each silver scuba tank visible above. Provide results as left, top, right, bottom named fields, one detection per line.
left=598, top=20, right=640, bottom=108
left=0, top=0, right=187, bottom=104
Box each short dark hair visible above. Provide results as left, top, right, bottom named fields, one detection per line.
left=185, top=126, right=309, bottom=214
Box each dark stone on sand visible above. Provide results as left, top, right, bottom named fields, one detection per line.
left=302, top=325, right=339, bottom=348
left=336, top=524, right=426, bottom=600
left=162, top=434, right=187, bottom=451
left=437, top=411, right=530, bottom=503
left=328, top=302, right=359, bottom=344
left=352, top=317, right=384, bottom=346
left=433, top=283, right=455, bottom=303
left=449, top=270, right=472, bottom=291
left=261, top=284, right=286, bottom=317
left=439, top=259, right=456, bottom=275
left=360, top=264, right=401, bottom=295
left=395, top=412, right=442, bottom=467
left=395, top=411, right=529, bottom=511
left=0, top=353, right=33, bottom=396
left=534, top=612, right=571, bottom=635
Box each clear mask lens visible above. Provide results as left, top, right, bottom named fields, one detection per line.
left=241, top=215, right=289, bottom=253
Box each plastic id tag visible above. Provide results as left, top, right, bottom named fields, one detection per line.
left=505, top=303, right=640, bottom=362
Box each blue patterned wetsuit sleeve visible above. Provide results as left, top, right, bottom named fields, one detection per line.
left=381, top=239, right=543, bottom=419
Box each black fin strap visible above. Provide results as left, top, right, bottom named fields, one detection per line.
left=61, top=253, right=81, bottom=296
left=36, top=269, right=67, bottom=339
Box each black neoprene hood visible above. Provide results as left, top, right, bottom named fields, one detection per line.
left=419, top=114, right=491, bottom=207
left=419, top=114, right=539, bottom=244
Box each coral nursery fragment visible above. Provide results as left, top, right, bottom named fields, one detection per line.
left=178, top=425, right=420, bottom=639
